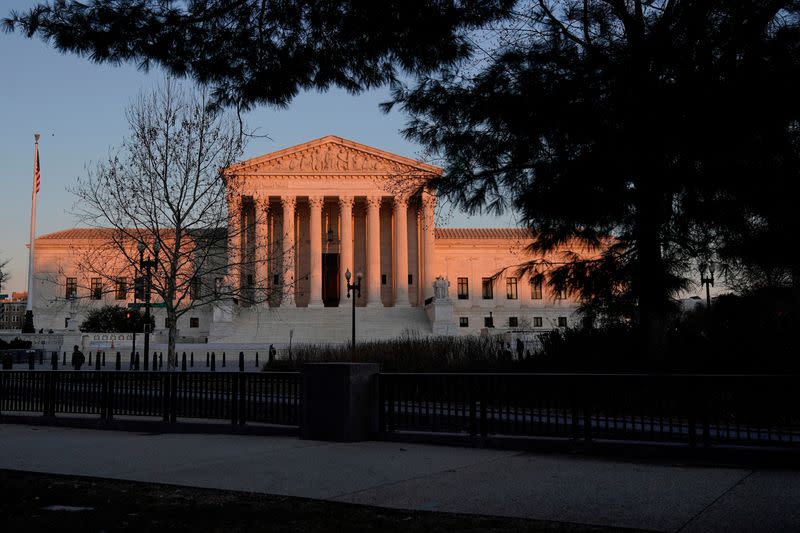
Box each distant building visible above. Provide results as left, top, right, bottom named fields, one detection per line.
left=0, top=295, right=26, bottom=331
left=30, top=136, right=584, bottom=344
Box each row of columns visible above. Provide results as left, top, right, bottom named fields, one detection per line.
left=226, top=192, right=436, bottom=307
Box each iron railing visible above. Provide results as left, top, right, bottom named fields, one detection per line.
left=0, top=370, right=300, bottom=427
left=379, top=373, right=800, bottom=448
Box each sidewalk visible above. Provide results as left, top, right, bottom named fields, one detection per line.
left=1, top=424, right=798, bottom=532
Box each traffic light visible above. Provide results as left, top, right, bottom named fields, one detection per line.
left=134, top=276, right=145, bottom=300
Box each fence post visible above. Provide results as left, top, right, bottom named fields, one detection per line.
left=238, top=373, right=246, bottom=425
left=239, top=352, right=244, bottom=372
left=116, top=352, right=121, bottom=371
left=469, top=375, right=477, bottom=437
left=231, top=373, right=239, bottom=426
left=161, top=372, right=170, bottom=423
left=479, top=376, right=488, bottom=439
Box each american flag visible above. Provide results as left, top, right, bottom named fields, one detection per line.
left=34, top=139, right=41, bottom=195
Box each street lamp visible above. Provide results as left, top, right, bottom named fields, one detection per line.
left=138, top=240, right=160, bottom=370
left=699, top=259, right=715, bottom=310
left=345, top=268, right=362, bottom=353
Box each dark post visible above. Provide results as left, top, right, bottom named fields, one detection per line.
left=153, top=352, right=158, bottom=372
left=51, top=351, right=58, bottom=371
left=62, top=352, right=66, bottom=366
left=95, top=351, right=101, bottom=370
left=190, top=352, right=194, bottom=367
left=144, top=351, right=149, bottom=371
left=222, top=352, right=226, bottom=367
left=88, top=352, right=93, bottom=366
left=102, top=351, right=106, bottom=366
left=27, top=352, right=34, bottom=370
left=255, top=352, right=259, bottom=367
left=211, top=352, right=216, bottom=371
left=135, top=352, right=140, bottom=371
left=206, top=352, right=210, bottom=367
left=159, top=352, right=163, bottom=370
left=116, top=352, right=121, bottom=370
left=181, top=352, right=187, bottom=372
left=239, top=352, right=244, bottom=372
left=39, top=351, right=44, bottom=365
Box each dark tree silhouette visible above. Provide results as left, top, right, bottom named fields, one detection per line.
left=79, top=304, right=151, bottom=333
left=3, top=0, right=513, bottom=110
left=386, top=1, right=800, bottom=356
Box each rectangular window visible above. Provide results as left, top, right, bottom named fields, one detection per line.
left=381, top=274, right=387, bottom=285
left=484, top=315, right=494, bottom=328
left=91, top=278, right=103, bottom=300
left=509, top=316, right=518, bottom=328
left=533, top=316, right=543, bottom=327
left=481, top=278, right=493, bottom=299
left=65, top=277, right=77, bottom=299
left=247, top=274, right=254, bottom=286
left=408, top=274, right=413, bottom=285
left=457, top=277, right=469, bottom=300
left=459, top=316, right=469, bottom=327
left=558, top=316, right=568, bottom=328
left=115, top=277, right=128, bottom=300
left=273, top=274, right=280, bottom=285
left=531, top=279, right=543, bottom=299
left=190, top=317, right=199, bottom=328
left=556, top=288, right=567, bottom=300
left=506, top=277, right=518, bottom=299
left=190, top=277, right=201, bottom=300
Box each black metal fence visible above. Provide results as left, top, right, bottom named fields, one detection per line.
left=0, top=371, right=300, bottom=427
left=379, top=373, right=800, bottom=448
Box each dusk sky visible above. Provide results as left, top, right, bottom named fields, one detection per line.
left=0, top=0, right=517, bottom=293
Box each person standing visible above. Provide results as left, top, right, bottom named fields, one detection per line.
left=71, top=345, right=85, bottom=370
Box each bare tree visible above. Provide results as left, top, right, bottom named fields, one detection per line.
left=0, top=256, right=9, bottom=294
left=69, top=79, right=286, bottom=367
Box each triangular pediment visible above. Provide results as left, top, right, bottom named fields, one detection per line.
left=227, top=135, right=442, bottom=177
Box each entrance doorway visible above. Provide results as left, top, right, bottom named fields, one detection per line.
left=322, top=253, right=339, bottom=306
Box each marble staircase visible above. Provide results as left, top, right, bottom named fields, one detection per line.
left=211, top=305, right=432, bottom=345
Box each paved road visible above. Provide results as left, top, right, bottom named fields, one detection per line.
left=0, top=424, right=797, bottom=532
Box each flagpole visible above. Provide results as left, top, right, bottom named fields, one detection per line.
left=22, top=133, right=40, bottom=334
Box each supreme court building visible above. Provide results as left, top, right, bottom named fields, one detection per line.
left=30, top=136, right=579, bottom=345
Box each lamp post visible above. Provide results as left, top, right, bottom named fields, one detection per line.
left=138, top=241, right=160, bottom=370
left=345, top=268, right=362, bottom=353
left=699, top=260, right=715, bottom=310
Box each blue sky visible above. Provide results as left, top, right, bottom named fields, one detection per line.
left=0, top=1, right=517, bottom=293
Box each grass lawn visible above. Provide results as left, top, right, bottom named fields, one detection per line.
left=0, top=469, right=648, bottom=532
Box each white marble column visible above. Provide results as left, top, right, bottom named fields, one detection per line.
left=225, top=193, right=242, bottom=296
left=254, top=195, right=270, bottom=302
left=366, top=196, right=383, bottom=307
left=422, top=191, right=436, bottom=301
left=394, top=197, right=410, bottom=307
left=280, top=196, right=296, bottom=306
left=339, top=196, right=354, bottom=305
left=308, top=195, right=324, bottom=307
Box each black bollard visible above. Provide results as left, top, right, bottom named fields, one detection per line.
left=51, top=351, right=58, bottom=371
left=144, top=352, right=149, bottom=371
left=95, top=352, right=101, bottom=370
left=116, top=352, right=121, bottom=370
left=102, top=351, right=106, bottom=366
left=63, top=352, right=67, bottom=366
left=239, top=352, right=244, bottom=372
left=135, top=352, right=140, bottom=370
left=190, top=352, right=194, bottom=367
left=181, top=352, right=187, bottom=372
left=222, top=352, right=226, bottom=367
left=39, top=351, right=44, bottom=365
left=206, top=352, right=210, bottom=367
left=89, top=352, right=93, bottom=366
left=153, top=353, right=159, bottom=371
left=28, top=353, right=35, bottom=370
left=210, top=352, right=216, bottom=372
left=255, top=352, right=259, bottom=367
left=159, top=353, right=163, bottom=370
